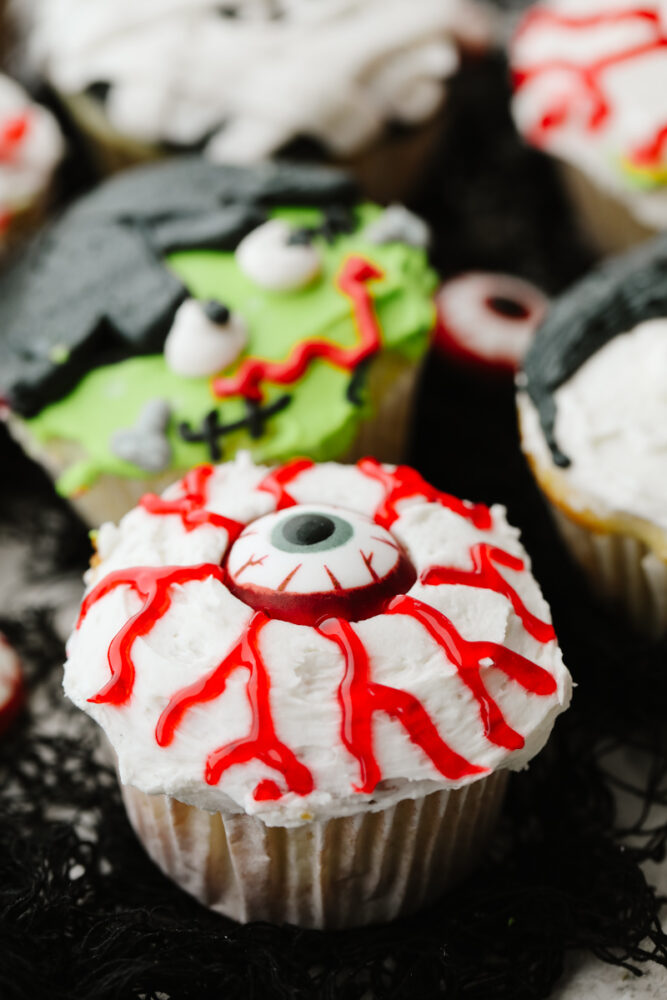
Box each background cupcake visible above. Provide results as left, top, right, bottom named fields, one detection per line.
left=26, top=0, right=492, bottom=203
left=510, top=0, right=667, bottom=254
left=0, top=157, right=437, bottom=526
left=64, top=454, right=571, bottom=928
left=518, top=235, right=667, bottom=636
left=0, top=72, right=64, bottom=253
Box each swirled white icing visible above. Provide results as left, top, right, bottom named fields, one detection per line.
left=0, top=73, right=64, bottom=237
left=510, top=0, right=667, bottom=228
left=30, top=0, right=492, bottom=159
left=519, top=318, right=667, bottom=532
left=64, top=454, right=570, bottom=826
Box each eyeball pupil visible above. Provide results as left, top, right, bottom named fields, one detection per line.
left=203, top=300, right=231, bottom=324
left=282, top=513, right=336, bottom=547
left=486, top=295, right=530, bottom=320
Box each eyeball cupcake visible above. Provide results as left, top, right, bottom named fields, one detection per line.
left=518, top=235, right=667, bottom=636
left=27, top=0, right=492, bottom=202
left=0, top=157, right=437, bottom=526
left=0, top=73, right=64, bottom=253
left=64, top=454, right=571, bottom=928
left=0, top=633, right=24, bottom=736
left=510, top=1, right=667, bottom=253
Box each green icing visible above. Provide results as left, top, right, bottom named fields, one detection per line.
left=25, top=204, right=436, bottom=496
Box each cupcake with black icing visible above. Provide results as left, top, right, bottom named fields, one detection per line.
left=518, top=235, right=667, bottom=636
left=26, top=0, right=492, bottom=202
left=0, top=157, right=437, bottom=525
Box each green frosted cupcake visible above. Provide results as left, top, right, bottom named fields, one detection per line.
left=0, top=158, right=437, bottom=524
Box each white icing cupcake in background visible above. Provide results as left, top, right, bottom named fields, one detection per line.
left=65, top=454, right=571, bottom=928
left=510, top=0, right=667, bottom=252
left=0, top=73, right=64, bottom=251
left=518, top=236, right=667, bottom=636
left=27, top=0, right=493, bottom=201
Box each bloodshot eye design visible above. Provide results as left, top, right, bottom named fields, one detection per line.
left=225, top=504, right=416, bottom=625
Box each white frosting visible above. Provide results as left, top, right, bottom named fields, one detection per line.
left=0, top=73, right=64, bottom=232
left=164, top=298, right=248, bottom=377
left=64, top=454, right=571, bottom=827
left=520, top=318, right=667, bottom=531
left=236, top=219, right=322, bottom=291
left=436, top=272, right=547, bottom=369
left=227, top=504, right=401, bottom=594
left=510, top=0, right=667, bottom=228
left=30, top=0, right=491, bottom=159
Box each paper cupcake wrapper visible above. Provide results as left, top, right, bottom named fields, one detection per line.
left=549, top=501, right=667, bottom=638
left=557, top=161, right=656, bottom=256
left=7, top=354, right=423, bottom=528
left=120, top=769, right=508, bottom=930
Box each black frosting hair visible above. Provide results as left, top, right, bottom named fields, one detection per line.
left=523, top=233, right=667, bottom=466
left=0, top=157, right=358, bottom=418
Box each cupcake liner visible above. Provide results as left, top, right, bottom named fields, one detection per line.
left=7, top=353, right=424, bottom=527
left=557, top=161, right=656, bottom=256
left=120, top=769, right=508, bottom=929
left=548, top=500, right=667, bottom=638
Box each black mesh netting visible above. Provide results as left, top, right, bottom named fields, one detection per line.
left=1, top=41, right=667, bottom=1000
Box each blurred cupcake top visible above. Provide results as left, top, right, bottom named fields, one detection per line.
left=0, top=157, right=436, bottom=498
left=29, top=0, right=491, bottom=161
left=510, top=1, right=667, bottom=227
left=519, top=236, right=667, bottom=541
left=65, top=454, right=571, bottom=826
left=0, top=73, right=64, bottom=242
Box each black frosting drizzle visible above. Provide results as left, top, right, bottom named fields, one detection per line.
left=523, top=234, right=667, bottom=466
left=0, top=157, right=358, bottom=418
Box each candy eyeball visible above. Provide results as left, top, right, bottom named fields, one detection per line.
left=164, top=298, right=248, bottom=377
left=236, top=218, right=322, bottom=291
left=435, top=272, right=548, bottom=372
left=225, top=504, right=416, bottom=625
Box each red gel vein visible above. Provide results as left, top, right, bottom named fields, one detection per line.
left=211, top=255, right=384, bottom=403
left=256, top=457, right=314, bottom=510
left=77, top=563, right=226, bottom=706
left=513, top=7, right=667, bottom=161
left=386, top=595, right=557, bottom=751
left=317, top=616, right=486, bottom=792
left=140, top=465, right=245, bottom=540
left=422, top=543, right=556, bottom=644
left=357, top=456, right=492, bottom=530
left=0, top=113, right=30, bottom=161
left=155, top=611, right=314, bottom=800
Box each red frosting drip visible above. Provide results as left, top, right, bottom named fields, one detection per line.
left=317, top=617, right=486, bottom=792
left=140, top=465, right=245, bottom=540
left=211, top=255, right=384, bottom=403
left=386, top=595, right=558, bottom=751
left=256, top=457, right=314, bottom=510
left=422, top=543, right=556, bottom=644
left=77, top=563, right=226, bottom=706
left=0, top=113, right=30, bottom=161
left=357, top=456, right=492, bottom=531
left=513, top=7, right=667, bottom=152
left=155, top=612, right=314, bottom=800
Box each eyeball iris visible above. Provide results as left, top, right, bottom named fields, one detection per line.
left=225, top=504, right=416, bottom=625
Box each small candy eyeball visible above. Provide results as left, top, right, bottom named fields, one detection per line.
left=362, top=204, right=431, bottom=249
left=164, top=298, right=248, bottom=378
left=434, top=272, right=548, bottom=373
left=236, top=218, right=322, bottom=291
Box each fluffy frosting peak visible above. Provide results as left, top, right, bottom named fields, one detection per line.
left=64, top=455, right=570, bottom=826
left=30, top=0, right=491, bottom=158
left=511, top=0, right=667, bottom=226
